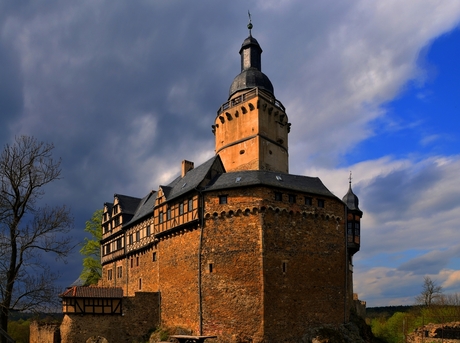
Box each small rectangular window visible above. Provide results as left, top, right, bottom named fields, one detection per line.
left=136, top=231, right=140, bottom=242
left=146, top=225, right=151, bottom=236
left=129, top=234, right=133, bottom=245
left=117, top=266, right=122, bottom=278
left=317, top=199, right=325, bottom=208
left=130, top=258, right=133, bottom=268
left=107, top=269, right=113, bottom=281
left=275, top=192, right=282, bottom=201
left=288, top=194, right=296, bottom=203
left=305, top=197, right=312, bottom=206
left=209, top=263, right=213, bottom=273
left=188, top=198, right=193, bottom=211
left=139, top=278, right=142, bottom=290
left=282, top=262, right=287, bottom=274
left=136, top=256, right=139, bottom=267
left=159, top=212, right=164, bottom=223
left=179, top=203, right=184, bottom=215
left=167, top=208, right=171, bottom=220
left=152, top=252, right=157, bottom=262
left=219, top=195, right=227, bottom=204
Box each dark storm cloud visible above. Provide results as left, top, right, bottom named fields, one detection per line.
left=0, top=38, right=23, bottom=139
left=398, top=252, right=450, bottom=275
left=361, top=161, right=441, bottom=222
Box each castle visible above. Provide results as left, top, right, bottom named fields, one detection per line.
left=59, top=22, right=363, bottom=343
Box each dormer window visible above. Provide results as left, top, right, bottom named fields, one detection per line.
left=113, top=205, right=119, bottom=214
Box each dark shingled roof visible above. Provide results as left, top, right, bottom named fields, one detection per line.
left=115, top=194, right=141, bottom=215
left=113, top=155, right=341, bottom=230
left=129, top=190, right=157, bottom=224
left=342, top=183, right=362, bottom=213
left=123, top=156, right=223, bottom=227
left=164, top=156, right=222, bottom=201
left=203, top=170, right=338, bottom=199
left=60, top=286, right=123, bottom=298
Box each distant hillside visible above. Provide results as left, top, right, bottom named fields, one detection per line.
left=367, top=306, right=414, bottom=318
left=9, top=311, right=63, bottom=322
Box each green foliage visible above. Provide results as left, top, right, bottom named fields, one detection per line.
left=369, top=303, right=460, bottom=343
left=79, top=209, right=103, bottom=285
left=8, top=319, right=30, bottom=343
left=370, top=312, right=406, bottom=343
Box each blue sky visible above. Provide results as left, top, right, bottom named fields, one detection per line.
left=1, top=1, right=460, bottom=307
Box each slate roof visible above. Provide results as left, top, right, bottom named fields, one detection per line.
left=164, top=156, right=222, bottom=201
left=129, top=190, right=157, bottom=224
left=110, top=155, right=340, bottom=230
left=123, top=156, right=222, bottom=227
left=203, top=170, right=338, bottom=199
left=342, top=183, right=362, bottom=213
left=60, top=286, right=123, bottom=298
left=115, top=194, right=141, bottom=215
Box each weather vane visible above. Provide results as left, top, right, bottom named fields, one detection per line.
left=248, top=10, right=253, bottom=35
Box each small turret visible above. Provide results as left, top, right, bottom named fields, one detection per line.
left=343, top=173, right=362, bottom=255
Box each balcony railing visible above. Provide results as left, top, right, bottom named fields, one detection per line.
left=216, top=87, right=285, bottom=116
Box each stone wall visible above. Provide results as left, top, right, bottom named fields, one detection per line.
left=407, top=322, right=460, bottom=343
left=59, top=292, right=160, bottom=343
left=29, top=321, right=60, bottom=343
left=95, top=184, right=350, bottom=343
left=201, top=186, right=347, bottom=342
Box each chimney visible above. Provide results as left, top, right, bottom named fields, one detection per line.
left=181, top=160, right=194, bottom=177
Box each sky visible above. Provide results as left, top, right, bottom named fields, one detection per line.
left=1, top=0, right=460, bottom=308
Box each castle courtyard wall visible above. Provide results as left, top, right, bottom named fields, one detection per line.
left=59, top=292, right=160, bottom=343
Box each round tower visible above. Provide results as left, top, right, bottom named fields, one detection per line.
left=213, top=20, right=291, bottom=173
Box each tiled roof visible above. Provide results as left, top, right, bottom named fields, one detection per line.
left=60, top=286, right=123, bottom=298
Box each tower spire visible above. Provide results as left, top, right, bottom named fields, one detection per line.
left=248, top=11, right=253, bottom=36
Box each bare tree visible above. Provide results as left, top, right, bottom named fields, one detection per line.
left=415, top=276, right=443, bottom=306
left=0, top=136, right=74, bottom=338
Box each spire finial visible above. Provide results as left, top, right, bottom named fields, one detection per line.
left=349, top=171, right=353, bottom=185
left=247, top=11, right=253, bottom=36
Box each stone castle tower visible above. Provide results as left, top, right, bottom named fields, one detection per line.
left=58, top=22, right=362, bottom=343
left=214, top=27, right=290, bottom=173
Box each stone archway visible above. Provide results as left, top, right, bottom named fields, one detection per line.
left=86, top=336, right=108, bottom=343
